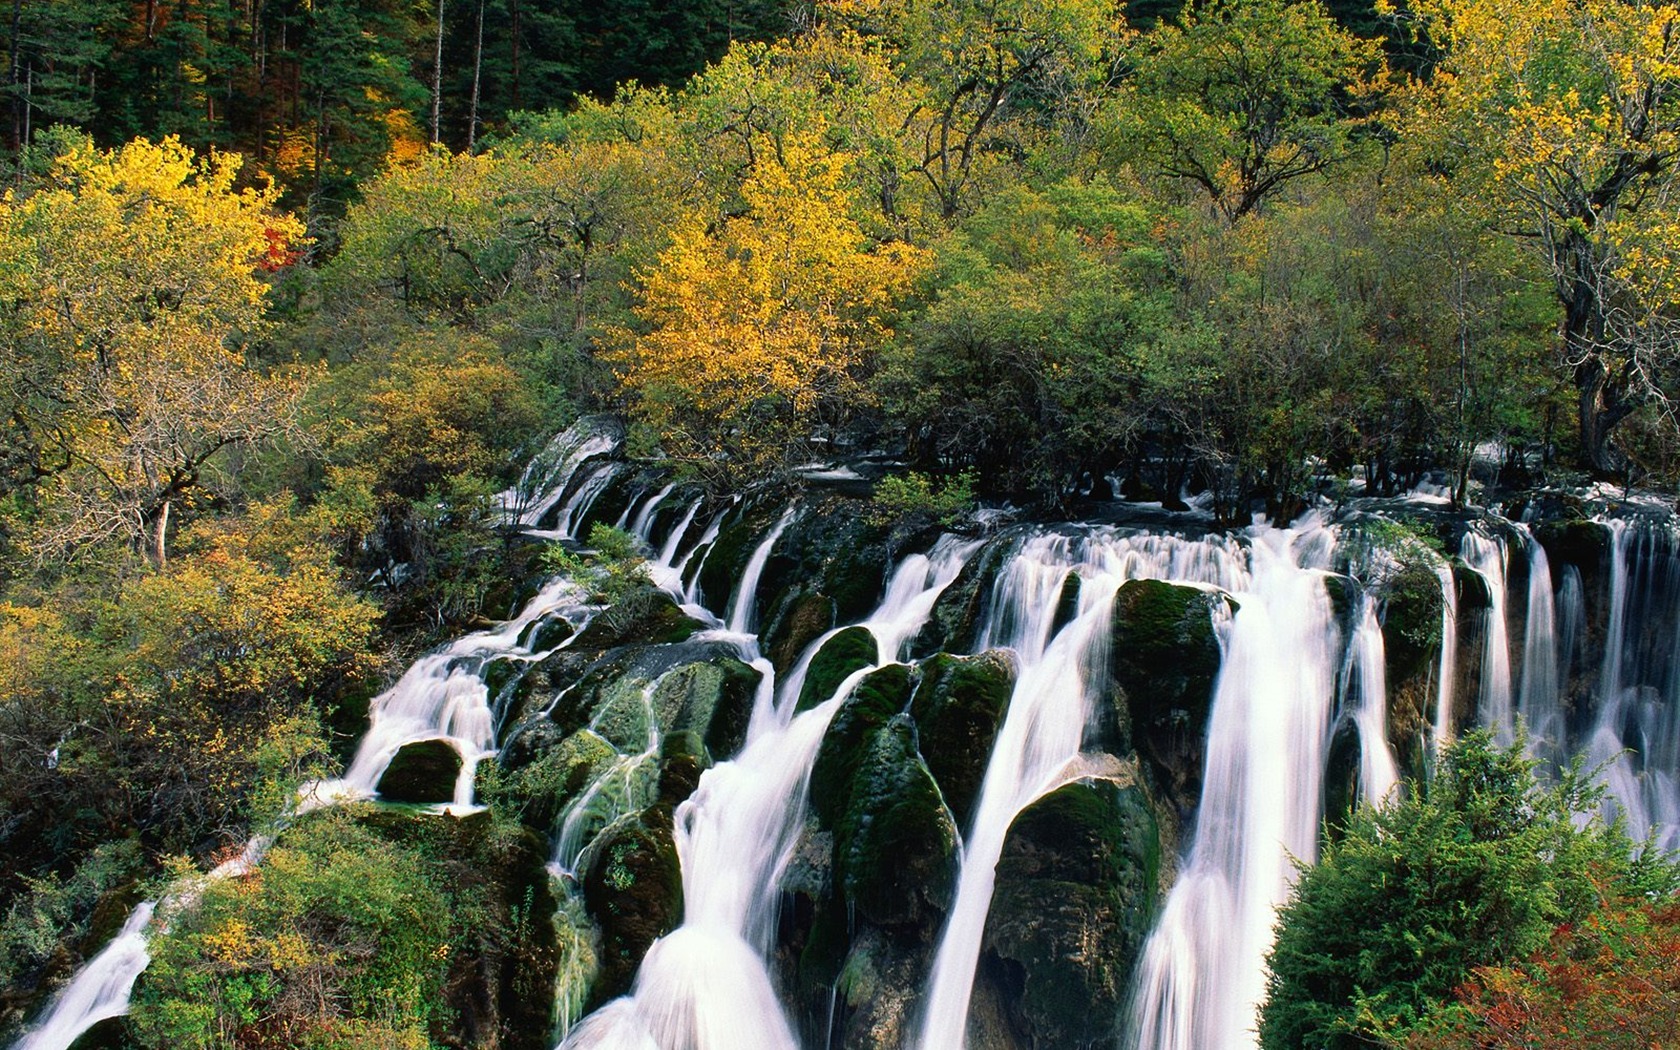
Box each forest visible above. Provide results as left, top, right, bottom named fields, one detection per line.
left=4, top=0, right=1680, bottom=1049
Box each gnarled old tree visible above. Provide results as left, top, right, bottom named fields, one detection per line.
left=0, top=136, right=308, bottom=565
left=1404, top=0, right=1680, bottom=473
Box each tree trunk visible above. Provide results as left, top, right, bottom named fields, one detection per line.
left=430, top=0, right=445, bottom=143
left=8, top=0, right=21, bottom=152
left=467, top=0, right=483, bottom=151
left=150, top=500, right=171, bottom=568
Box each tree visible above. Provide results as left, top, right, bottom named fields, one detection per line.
left=0, top=136, right=308, bottom=565
left=613, top=129, right=924, bottom=483
left=1108, top=0, right=1382, bottom=223
left=1259, top=731, right=1675, bottom=1050
left=1399, top=0, right=1680, bottom=473
left=825, top=0, right=1123, bottom=220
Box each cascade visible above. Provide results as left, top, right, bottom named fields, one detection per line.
left=508, top=421, right=624, bottom=528
left=11, top=905, right=156, bottom=1050
left=727, top=507, right=796, bottom=634
left=1124, top=520, right=1340, bottom=1050
left=1459, top=530, right=1514, bottom=743
left=560, top=538, right=976, bottom=1050
left=1516, top=526, right=1563, bottom=766
left=1348, top=595, right=1399, bottom=805
left=8, top=420, right=621, bottom=1050
left=1430, top=560, right=1459, bottom=751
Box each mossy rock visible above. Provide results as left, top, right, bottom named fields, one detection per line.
left=910, top=533, right=1019, bottom=659
left=810, top=665, right=915, bottom=829
left=797, top=625, right=879, bottom=712
left=1532, top=518, right=1611, bottom=573
left=1322, top=718, right=1363, bottom=839
left=69, top=1016, right=135, bottom=1050
left=377, top=739, right=463, bottom=804
left=1379, top=562, right=1446, bottom=689
left=581, top=813, right=684, bottom=1005
left=834, top=714, right=959, bottom=929
left=980, top=778, right=1159, bottom=1050
left=763, top=591, right=838, bottom=675
left=657, top=730, right=711, bottom=809
left=832, top=926, right=936, bottom=1050
left=1110, top=579, right=1228, bottom=815
left=755, top=494, right=894, bottom=628
left=650, top=657, right=760, bottom=761
left=527, top=614, right=576, bottom=654
left=909, top=650, right=1017, bottom=831
left=571, top=590, right=703, bottom=651
left=491, top=729, right=618, bottom=830
left=1453, top=562, right=1492, bottom=610
left=1051, top=571, right=1083, bottom=636
left=696, top=500, right=786, bottom=614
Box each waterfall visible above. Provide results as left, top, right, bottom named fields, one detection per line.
left=626, top=483, right=677, bottom=540
left=1460, top=530, right=1514, bottom=744
left=1349, top=595, right=1398, bottom=805
left=508, top=420, right=624, bottom=529
left=9, top=904, right=156, bottom=1050
left=1431, top=561, right=1459, bottom=751
left=560, top=540, right=975, bottom=1050
left=1124, top=520, right=1340, bottom=1050
left=314, top=575, right=593, bottom=810
left=727, top=508, right=796, bottom=635
left=1517, top=526, right=1563, bottom=766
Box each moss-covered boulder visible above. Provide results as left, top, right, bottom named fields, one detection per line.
left=763, top=591, right=838, bottom=674
left=797, top=625, right=879, bottom=712
left=810, top=665, right=915, bottom=829
left=377, top=739, right=463, bottom=804
left=656, top=730, right=711, bottom=810
left=571, top=590, right=703, bottom=652
left=834, top=714, right=960, bottom=929
left=650, top=658, right=760, bottom=761
left=910, top=534, right=1019, bottom=659
left=909, top=650, right=1017, bottom=830
left=979, top=778, right=1159, bottom=1050
left=581, top=812, right=684, bottom=1005
left=832, top=926, right=939, bottom=1050
left=1109, top=579, right=1227, bottom=815
left=1532, top=518, right=1611, bottom=574
left=1376, top=562, right=1445, bottom=783
left=1322, top=718, right=1363, bottom=837
left=490, top=729, right=618, bottom=830
left=67, top=1017, right=132, bottom=1050
left=756, top=494, right=895, bottom=630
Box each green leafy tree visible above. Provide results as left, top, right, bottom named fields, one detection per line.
left=1259, top=731, right=1676, bottom=1050
left=1108, top=0, right=1383, bottom=223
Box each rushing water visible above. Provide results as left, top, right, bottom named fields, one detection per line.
left=560, top=539, right=977, bottom=1050
left=24, top=412, right=1680, bottom=1050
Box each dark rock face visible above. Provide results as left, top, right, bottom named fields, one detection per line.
left=765, top=592, right=837, bottom=674
left=581, top=813, right=684, bottom=1005
left=834, top=714, right=959, bottom=929
left=1377, top=561, right=1446, bottom=784
left=797, top=626, right=880, bottom=711
left=911, top=534, right=1019, bottom=659
left=978, top=777, right=1160, bottom=1050
left=377, top=739, right=463, bottom=804
left=1109, top=579, right=1228, bottom=817
left=909, top=650, right=1017, bottom=831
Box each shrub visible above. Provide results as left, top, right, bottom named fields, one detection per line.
left=1259, top=731, right=1677, bottom=1049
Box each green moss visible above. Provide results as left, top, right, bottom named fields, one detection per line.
left=1110, top=579, right=1228, bottom=814
left=650, top=657, right=760, bottom=761
left=810, top=665, right=912, bottom=829
left=1380, top=561, right=1445, bottom=693
left=910, top=534, right=1018, bottom=659
left=488, top=729, right=618, bottom=830
left=580, top=813, right=683, bottom=1004
left=376, top=739, right=462, bottom=804
left=834, top=715, right=959, bottom=928
left=909, top=650, right=1016, bottom=830
left=983, top=779, right=1160, bottom=1049
left=763, top=590, right=837, bottom=674
left=797, top=625, right=879, bottom=712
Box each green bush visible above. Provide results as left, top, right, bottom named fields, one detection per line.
left=868, top=471, right=977, bottom=527
left=1259, top=731, right=1677, bottom=1049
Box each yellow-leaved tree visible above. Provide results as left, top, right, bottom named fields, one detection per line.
left=615, top=130, right=925, bottom=483
left=1397, top=0, right=1680, bottom=472
left=0, top=136, right=309, bottom=564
